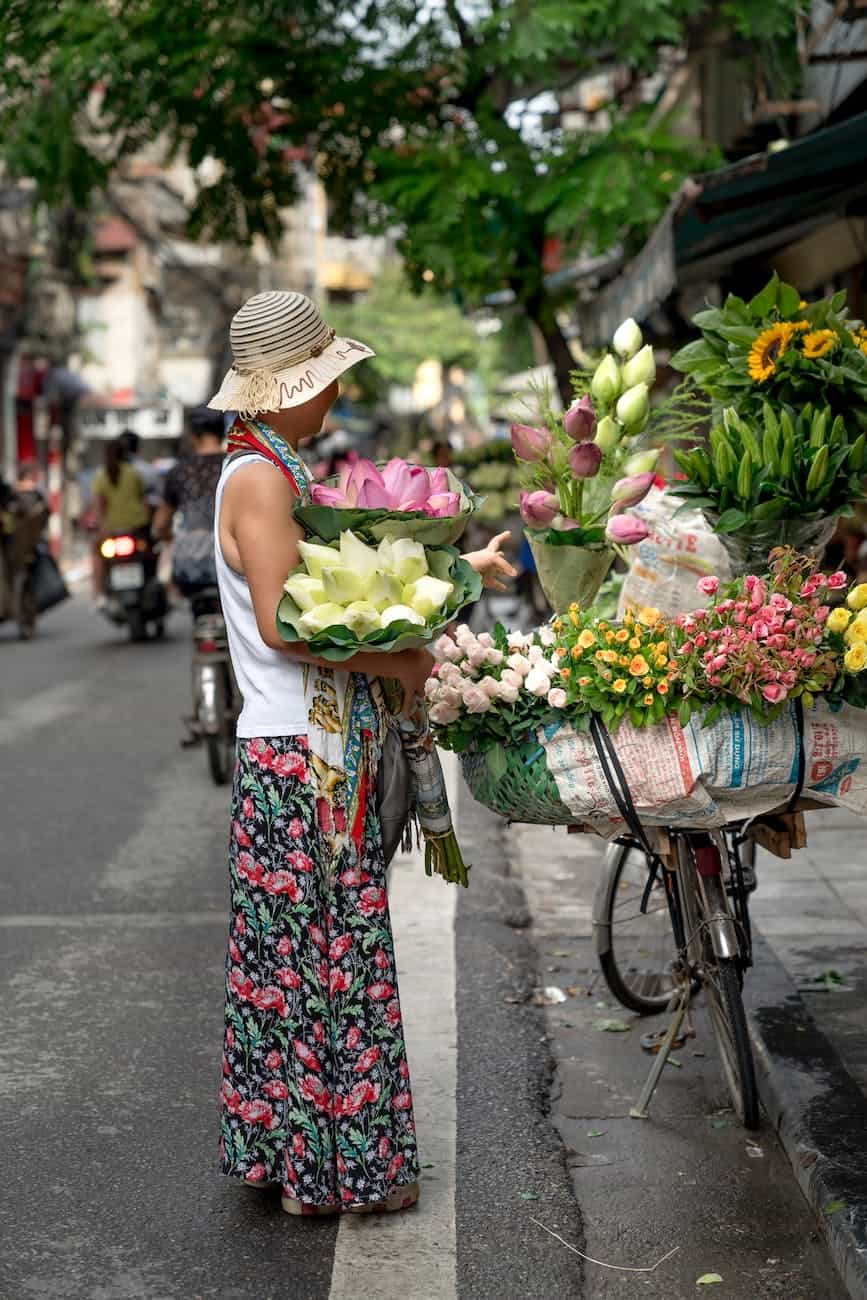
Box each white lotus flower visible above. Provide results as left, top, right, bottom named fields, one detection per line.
left=367, top=571, right=404, bottom=611
left=321, top=566, right=368, bottom=605
left=298, top=539, right=341, bottom=579
left=381, top=603, right=426, bottom=627
left=283, top=574, right=328, bottom=612
left=403, top=575, right=454, bottom=619
left=297, top=602, right=347, bottom=636
left=341, top=600, right=382, bottom=636
left=339, top=530, right=380, bottom=579
left=386, top=538, right=428, bottom=584
left=612, top=317, right=643, bottom=360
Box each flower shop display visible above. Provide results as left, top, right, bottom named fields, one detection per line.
left=277, top=530, right=481, bottom=662
left=671, top=274, right=867, bottom=572
left=452, top=441, right=523, bottom=526
left=427, top=550, right=867, bottom=833
left=511, top=318, right=659, bottom=612
left=294, top=456, right=476, bottom=545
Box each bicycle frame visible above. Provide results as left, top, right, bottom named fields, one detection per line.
left=630, top=827, right=752, bottom=1120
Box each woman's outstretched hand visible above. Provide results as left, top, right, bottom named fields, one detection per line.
left=462, top=531, right=518, bottom=592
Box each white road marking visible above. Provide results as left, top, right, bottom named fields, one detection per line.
left=328, top=752, right=459, bottom=1300
left=0, top=681, right=85, bottom=745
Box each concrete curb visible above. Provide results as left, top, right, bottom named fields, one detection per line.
left=745, top=934, right=867, bottom=1300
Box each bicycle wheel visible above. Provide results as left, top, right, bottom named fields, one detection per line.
left=595, top=844, right=681, bottom=1015
left=703, top=956, right=760, bottom=1129
left=205, top=668, right=234, bottom=786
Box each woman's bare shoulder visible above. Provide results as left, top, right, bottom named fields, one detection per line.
left=222, top=458, right=297, bottom=509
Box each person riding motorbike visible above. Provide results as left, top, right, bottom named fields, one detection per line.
left=0, top=462, right=50, bottom=638
left=91, top=438, right=149, bottom=607
left=153, top=406, right=225, bottom=595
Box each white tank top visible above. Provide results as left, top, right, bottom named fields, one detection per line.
left=214, top=453, right=308, bottom=738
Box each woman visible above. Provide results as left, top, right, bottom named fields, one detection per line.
left=208, top=291, right=514, bottom=1216
left=153, top=407, right=225, bottom=595
left=91, top=438, right=149, bottom=604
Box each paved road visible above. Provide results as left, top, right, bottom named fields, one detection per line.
left=0, top=598, right=581, bottom=1300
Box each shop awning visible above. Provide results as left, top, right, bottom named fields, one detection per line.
left=581, top=109, right=867, bottom=344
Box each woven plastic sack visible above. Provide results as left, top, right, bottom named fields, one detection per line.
left=617, top=486, right=730, bottom=620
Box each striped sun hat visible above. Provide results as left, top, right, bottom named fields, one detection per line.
left=207, top=291, right=374, bottom=417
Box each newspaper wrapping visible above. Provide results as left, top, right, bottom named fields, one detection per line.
left=540, top=698, right=867, bottom=836
left=617, top=486, right=731, bottom=620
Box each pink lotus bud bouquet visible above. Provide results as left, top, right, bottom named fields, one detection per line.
left=512, top=318, right=661, bottom=611
left=294, top=456, right=477, bottom=546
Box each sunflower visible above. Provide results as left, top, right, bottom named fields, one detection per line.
left=747, top=322, right=795, bottom=382
left=850, top=327, right=867, bottom=357
left=802, top=329, right=838, bottom=360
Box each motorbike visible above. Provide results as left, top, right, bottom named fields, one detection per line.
left=184, top=586, right=240, bottom=784
left=0, top=490, right=50, bottom=639
left=100, top=530, right=169, bottom=640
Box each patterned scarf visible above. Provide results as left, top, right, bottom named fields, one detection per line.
left=227, top=416, right=383, bottom=855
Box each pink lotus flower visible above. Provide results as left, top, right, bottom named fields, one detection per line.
left=606, top=512, right=650, bottom=545
left=564, top=394, right=596, bottom=442
left=510, top=422, right=552, bottom=462
left=309, top=484, right=349, bottom=507
left=519, top=490, right=559, bottom=528
left=424, top=491, right=461, bottom=517
left=610, top=471, right=655, bottom=512
left=568, top=441, right=602, bottom=479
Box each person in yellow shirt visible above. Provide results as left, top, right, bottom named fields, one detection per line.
left=91, top=438, right=149, bottom=603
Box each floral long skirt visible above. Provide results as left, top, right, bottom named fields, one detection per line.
left=219, top=733, right=419, bottom=1208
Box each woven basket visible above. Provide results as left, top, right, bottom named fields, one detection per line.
left=460, top=743, right=575, bottom=824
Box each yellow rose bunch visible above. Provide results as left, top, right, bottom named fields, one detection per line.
left=553, top=604, right=677, bottom=731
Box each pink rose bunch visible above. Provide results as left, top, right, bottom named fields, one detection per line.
left=673, top=549, right=843, bottom=715
left=311, top=457, right=462, bottom=518
left=426, top=624, right=569, bottom=744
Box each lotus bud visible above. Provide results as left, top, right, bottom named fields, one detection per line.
left=590, top=354, right=622, bottom=405
left=403, top=575, right=455, bottom=620
left=283, top=574, right=328, bottom=612
left=621, top=344, right=656, bottom=389
left=611, top=471, right=655, bottom=512
left=568, top=441, right=602, bottom=480
left=594, top=414, right=621, bottom=452
left=564, top=394, right=596, bottom=442
left=612, top=317, right=643, bottom=360
left=615, top=382, right=650, bottom=431
left=606, top=512, right=650, bottom=545
left=623, top=448, right=660, bottom=477
left=341, top=601, right=383, bottom=637
left=519, top=490, right=559, bottom=529
left=297, top=602, right=349, bottom=637
left=510, top=422, right=552, bottom=463
left=380, top=604, right=426, bottom=628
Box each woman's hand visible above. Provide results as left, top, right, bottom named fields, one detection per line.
left=392, top=647, right=436, bottom=700
left=462, top=531, right=518, bottom=592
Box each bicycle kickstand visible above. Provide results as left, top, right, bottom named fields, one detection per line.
left=630, top=983, right=692, bottom=1120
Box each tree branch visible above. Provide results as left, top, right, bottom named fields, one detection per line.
left=444, top=0, right=473, bottom=49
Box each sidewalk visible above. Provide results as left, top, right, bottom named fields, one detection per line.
left=747, top=810, right=867, bottom=1299
left=505, top=810, right=867, bottom=1298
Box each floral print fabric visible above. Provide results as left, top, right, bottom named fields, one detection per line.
left=220, top=733, right=419, bottom=1208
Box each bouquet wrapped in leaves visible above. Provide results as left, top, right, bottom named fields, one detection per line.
left=294, top=456, right=477, bottom=546
left=277, top=529, right=482, bottom=662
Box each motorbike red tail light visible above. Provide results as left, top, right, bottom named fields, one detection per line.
left=197, top=639, right=219, bottom=653
left=114, top=535, right=137, bottom=557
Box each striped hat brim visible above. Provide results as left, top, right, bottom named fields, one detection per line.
left=207, top=333, right=375, bottom=414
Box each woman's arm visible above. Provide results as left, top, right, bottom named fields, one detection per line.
left=152, top=501, right=175, bottom=540
left=222, top=462, right=433, bottom=697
